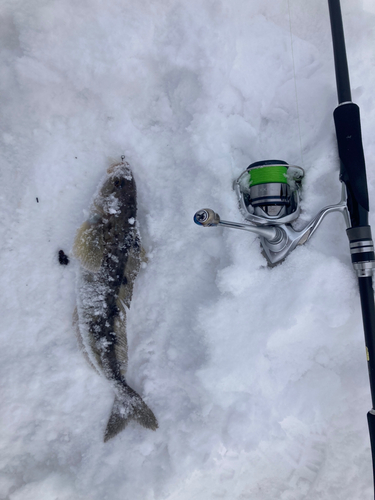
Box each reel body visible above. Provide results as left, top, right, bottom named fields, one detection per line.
left=195, top=159, right=350, bottom=265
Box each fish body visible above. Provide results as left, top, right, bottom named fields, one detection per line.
left=73, top=161, right=157, bottom=441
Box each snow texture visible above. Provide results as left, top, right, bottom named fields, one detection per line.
left=1, top=0, right=375, bottom=498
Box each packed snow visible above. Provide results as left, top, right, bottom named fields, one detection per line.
left=1, top=0, right=375, bottom=498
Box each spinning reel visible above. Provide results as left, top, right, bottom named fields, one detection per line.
left=194, top=160, right=350, bottom=265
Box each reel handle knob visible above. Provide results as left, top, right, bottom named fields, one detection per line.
left=194, top=209, right=220, bottom=227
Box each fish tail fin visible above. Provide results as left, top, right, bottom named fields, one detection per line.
left=104, top=386, right=158, bottom=442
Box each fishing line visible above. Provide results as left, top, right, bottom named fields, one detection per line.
left=287, top=0, right=304, bottom=167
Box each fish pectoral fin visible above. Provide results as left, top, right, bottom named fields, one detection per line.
left=104, top=387, right=158, bottom=442
left=118, top=283, right=133, bottom=309
left=140, top=247, right=148, bottom=264
left=73, top=217, right=105, bottom=272
left=119, top=246, right=141, bottom=308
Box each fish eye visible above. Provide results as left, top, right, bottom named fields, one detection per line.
left=114, top=178, right=124, bottom=188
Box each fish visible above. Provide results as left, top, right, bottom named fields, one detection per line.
left=73, top=160, right=158, bottom=441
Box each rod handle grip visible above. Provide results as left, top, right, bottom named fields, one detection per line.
left=334, top=103, right=369, bottom=214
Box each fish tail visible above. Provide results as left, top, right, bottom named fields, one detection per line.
left=104, top=384, right=158, bottom=442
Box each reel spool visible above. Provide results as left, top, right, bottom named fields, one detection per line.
left=234, top=160, right=304, bottom=225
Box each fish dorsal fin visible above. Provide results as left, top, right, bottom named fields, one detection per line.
left=114, top=297, right=128, bottom=376
left=118, top=245, right=141, bottom=308
left=73, top=215, right=105, bottom=272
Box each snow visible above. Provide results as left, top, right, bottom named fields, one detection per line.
left=1, top=0, right=375, bottom=498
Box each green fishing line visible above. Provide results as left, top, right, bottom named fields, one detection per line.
left=248, top=166, right=288, bottom=186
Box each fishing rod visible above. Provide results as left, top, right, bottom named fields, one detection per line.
left=194, top=0, right=375, bottom=493
left=327, top=0, right=375, bottom=496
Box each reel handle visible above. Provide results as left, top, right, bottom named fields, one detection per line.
left=193, top=208, right=280, bottom=242
left=193, top=209, right=220, bottom=227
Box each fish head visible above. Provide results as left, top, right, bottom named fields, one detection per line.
left=74, top=162, right=138, bottom=272
left=94, top=162, right=137, bottom=220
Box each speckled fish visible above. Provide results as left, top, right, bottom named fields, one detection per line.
left=73, top=161, right=158, bottom=441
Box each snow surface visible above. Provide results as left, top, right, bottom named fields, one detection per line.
left=1, top=0, right=375, bottom=498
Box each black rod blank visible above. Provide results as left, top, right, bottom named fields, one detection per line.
left=359, top=277, right=375, bottom=408
left=327, top=0, right=352, bottom=104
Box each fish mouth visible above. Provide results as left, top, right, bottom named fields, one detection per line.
left=107, top=161, right=130, bottom=176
